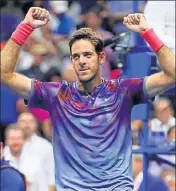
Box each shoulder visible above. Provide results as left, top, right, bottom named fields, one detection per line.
left=36, top=136, right=52, bottom=147
left=32, top=79, right=72, bottom=93
left=118, top=77, right=145, bottom=89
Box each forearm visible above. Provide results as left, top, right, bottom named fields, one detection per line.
left=156, top=45, right=176, bottom=80
left=1, top=39, right=21, bottom=81
left=1, top=22, right=34, bottom=82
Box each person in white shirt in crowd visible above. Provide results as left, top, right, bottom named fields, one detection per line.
left=148, top=125, right=175, bottom=177
left=3, top=112, right=55, bottom=191
left=144, top=1, right=175, bottom=54
left=3, top=124, right=48, bottom=191
left=132, top=146, right=169, bottom=191
left=151, top=98, right=175, bottom=138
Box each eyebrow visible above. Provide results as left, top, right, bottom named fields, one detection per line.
left=72, top=51, right=93, bottom=57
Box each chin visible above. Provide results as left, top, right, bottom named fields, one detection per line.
left=78, top=74, right=95, bottom=82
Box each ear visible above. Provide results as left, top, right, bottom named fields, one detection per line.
left=99, top=51, right=106, bottom=65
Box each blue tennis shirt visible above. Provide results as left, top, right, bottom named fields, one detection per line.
left=28, top=77, right=151, bottom=191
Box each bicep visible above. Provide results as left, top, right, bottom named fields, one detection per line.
left=145, top=72, right=174, bottom=97
left=4, top=72, right=31, bottom=100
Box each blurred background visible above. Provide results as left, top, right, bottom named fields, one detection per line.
left=0, top=1, right=175, bottom=191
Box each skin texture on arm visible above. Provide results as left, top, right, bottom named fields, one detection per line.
left=145, top=46, right=175, bottom=97
left=123, top=13, right=176, bottom=98
left=1, top=39, right=31, bottom=100
left=1, top=7, right=50, bottom=100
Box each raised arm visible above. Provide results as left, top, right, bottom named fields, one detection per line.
left=123, top=13, right=175, bottom=97
left=1, top=7, right=50, bottom=100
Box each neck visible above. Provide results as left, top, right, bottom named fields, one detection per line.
left=11, top=150, right=21, bottom=159
left=79, top=73, right=102, bottom=94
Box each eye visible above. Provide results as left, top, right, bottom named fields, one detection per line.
left=84, top=52, right=92, bottom=57
left=72, top=54, right=79, bottom=60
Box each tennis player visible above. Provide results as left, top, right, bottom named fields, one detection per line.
left=1, top=7, right=175, bottom=191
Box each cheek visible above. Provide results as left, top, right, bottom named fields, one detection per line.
left=90, top=60, right=99, bottom=71
left=73, top=63, right=79, bottom=73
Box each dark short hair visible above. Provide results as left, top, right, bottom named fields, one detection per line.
left=5, top=123, right=24, bottom=138
left=69, top=28, right=104, bottom=55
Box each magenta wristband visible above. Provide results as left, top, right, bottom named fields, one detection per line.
left=11, top=22, right=34, bottom=45
left=141, top=28, right=164, bottom=52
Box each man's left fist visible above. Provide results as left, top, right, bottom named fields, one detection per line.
left=123, top=13, right=150, bottom=34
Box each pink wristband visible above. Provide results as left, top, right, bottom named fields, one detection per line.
left=11, top=22, right=34, bottom=45
left=141, top=28, right=164, bottom=52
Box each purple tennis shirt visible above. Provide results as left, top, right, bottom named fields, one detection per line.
left=27, top=77, right=151, bottom=191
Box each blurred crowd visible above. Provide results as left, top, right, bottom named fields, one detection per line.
left=0, top=1, right=175, bottom=191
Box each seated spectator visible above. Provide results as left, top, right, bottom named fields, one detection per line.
left=132, top=147, right=169, bottom=191
left=81, top=5, right=117, bottom=79
left=3, top=113, right=55, bottom=191
left=148, top=125, right=175, bottom=177
left=107, top=1, right=146, bottom=34
left=18, top=43, right=49, bottom=81
left=149, top=98, right=175, bottom=146
left=1, top=158, right=26, bottom=191
left=160, top=169, right=175, bottom=191
left=3, top=124, right=49, bottom=191
left=49, top=1, right=76, bottom=35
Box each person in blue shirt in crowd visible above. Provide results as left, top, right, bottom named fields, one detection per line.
left=0, top=143, right=26, bottom=191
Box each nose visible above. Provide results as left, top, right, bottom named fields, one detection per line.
left=79, top=55, right=86, bottom=67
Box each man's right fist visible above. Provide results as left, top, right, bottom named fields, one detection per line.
left=22, top=7, right=50, bottom=29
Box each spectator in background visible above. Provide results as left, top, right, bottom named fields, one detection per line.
left=81, top=6, right=117, bottom=79
left=1, top=141, right=26, bottom=191
left=144, top=1, right=175, bottom=54
left=107, top=1, right=146, bottom=34
left=16, top=0, right=59, bottom=72
left=1, top=1, right=24, bottom=41
left=161, top=169, right=175, bottom=191
left=132, top=147, right=169, bottom=191
left=148, top=125, right=175, bottom=177
left=4, top=124, right=48, bottom=191
left=150, top=98, right=175, bottom=145
left=3, top=113, right=55, bottom=191
left=78, top=1, right=115, bottom=34
left=18, top=43, right=49, bottom=81
left=49, top=1, right=76, bottom=36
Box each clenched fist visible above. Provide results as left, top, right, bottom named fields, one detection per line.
left=22, top=7, right=50, bottom=28
left=123, top=13, right=150, bottom=34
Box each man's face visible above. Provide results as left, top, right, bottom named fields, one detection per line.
left=85, top=12, right=101, bottom=29
left=17, top=113, right=37, bottom=138
left=71, top=39, right=105, bottom=82
left=6, top=129, right=24, bottom=154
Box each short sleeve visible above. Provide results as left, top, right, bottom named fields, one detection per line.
left=119, top=77, right=154, bottom=105
left=26, top=79, right=62, bottom=110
